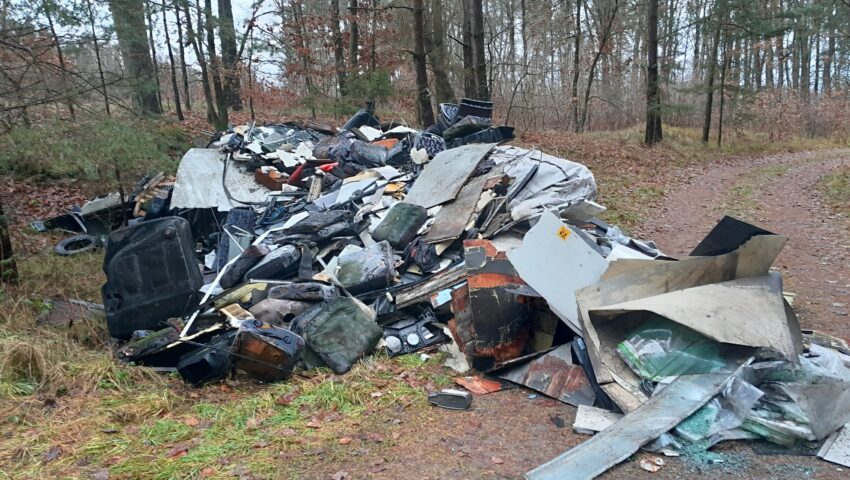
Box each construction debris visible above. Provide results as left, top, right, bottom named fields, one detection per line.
left=35, top=102, right=850, bottom=478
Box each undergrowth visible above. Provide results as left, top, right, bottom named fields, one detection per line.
left=821, top=166, right=850, bottom=215
left=0, top=117, right=189, bottom=181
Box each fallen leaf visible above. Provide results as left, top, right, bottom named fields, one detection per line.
left=184, top=417, right=200, bottom=427
left=275, top=391, right=300, bottom=406
left=640, top=456, right=665, bottom=473
left=306, top=419, right=321, bottom=429
left=369, top=465, right=387, bottom=473
left=491, top=456, right=504, bottom=465
left=279, top=428, right=297, bottom=436
left=331, top=471, right=350, bottom=480
left=168, top=442, right=192, bottom=458
left=338, top=437, right=353, bottom=445
left=391, top=432, right=401, bottom=441
left=370, top=391, right=383, bottom=398
left=200, top=467, right=216, bottom=477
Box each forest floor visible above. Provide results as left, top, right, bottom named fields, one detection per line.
left=0, top=126, right=849, bottom=479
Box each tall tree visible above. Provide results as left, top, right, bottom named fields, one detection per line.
left=161, top=0, right=183, bottom=120
left=144, top=0, right=164, bottom=111
left=412, top=0, right=434, bottom=127
left=183, top=0, right=217, bottom=121
left=203, top=0, right=228, bottom=128
left=645, top=0, right=663, bottom=144
left=701, top=0, right=725, bottom=143
left=331, top=0, right=346, bottom=95
left=42, top=0, right=76, bottom=119
left=218, top=0, right=242, bottom=110
left=426, top=0, right=455, bottom=104
left=109, top=0, right=162, bottom=114
left=470, top=0, right=488, bottom=99
left=174, top=0, right=191, bottom=110
left=84, top=0, right=111, bottom=115
left=348, top=0, right=359, bottom=71
left=462, top=0, right=475, bottom=97
left=570, top=0, right=582, bottom=132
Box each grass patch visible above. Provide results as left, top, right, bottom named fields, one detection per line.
left=717, top=164, right=790, bottom=219
left=0, top=117, right=189, bottom=181
left=821, top=166, right=850, bottom=215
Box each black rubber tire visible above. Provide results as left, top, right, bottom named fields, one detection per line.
left=54, top=234, right=99, bottom=256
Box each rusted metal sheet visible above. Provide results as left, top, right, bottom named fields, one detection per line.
left=497, top=344, right=595, bottom=407
left=447, top=240, right=531, bottom=371
left=404, top=143, right=496, bottom=208
left=424, top=174, right=489, bottom=243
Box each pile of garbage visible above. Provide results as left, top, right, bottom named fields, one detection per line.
left=34, top=101, right=850, bottom=478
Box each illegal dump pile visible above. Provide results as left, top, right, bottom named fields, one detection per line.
left=35, top=101, right=850, bottom=478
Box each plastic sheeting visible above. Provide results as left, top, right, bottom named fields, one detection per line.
left=490, top=146, right=597, bottom=221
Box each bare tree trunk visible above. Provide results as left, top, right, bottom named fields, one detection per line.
left=412, top=0, right=435, bottom=127
left=462, top=0, right=475, bottom=97
left=718, top=27, right=729, bottom=147
left=824, top=30, right=834, bottom=92
left=701, top=0, right=724, bottom=143
left=218, top=0, right=242, bottom=110
left=174, top=0, right=191, bottom=110
left=348, top=0, right=359, bottom=71
left=470, top=0, right=488, bottom=100
left=0, top=199, right=17, bottom=285
left=427, top=0, right=455, bottom=104
left=645, top=0, right=662, bottom=144
left=292, top=1, right=315, bottom=116
left=203, top=0, right=228, bottom=128
left=145, top=0, right=164, bottom=112
left=109, top=0, right=162, bottom=114
left=579, top=0, right=620, bottom=132
left=85, top=0, right=111, bottom=116
left=331, top=0, right=347, bottom=95
left=43, top=3, right=76, bottom=120
left=161, top=0, right=183, bottom=120
left=183, top=0, right=216, bottom=121
left=570, top=0, right=581, bottom=132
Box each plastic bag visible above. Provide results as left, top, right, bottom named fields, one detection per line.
left=616, top=316, right=727, bottom=381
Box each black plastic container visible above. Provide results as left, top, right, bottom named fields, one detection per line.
left=102, top=217, right=203, bottom=339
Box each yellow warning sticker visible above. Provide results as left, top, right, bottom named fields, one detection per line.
left=557, top=226, right=571, bottom=241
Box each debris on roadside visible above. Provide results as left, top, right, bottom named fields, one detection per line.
left=34, top=101, right=850, bottom=478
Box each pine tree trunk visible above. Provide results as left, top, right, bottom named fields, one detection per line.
left=43, top=3, right=76, bottom=120
left=161, top=0, right=184, bottom=120
left=203, top=0, right=228, bottom=128
left=109, top=0, right=162, bottom=114
left=427, top=0, right=455, bottom=104
left=645, top=0, right=663, bottom=144
left=348, top=0, right=359, bottom=71
left=462, top=0, right=475, bottom=97
left=331, top=0, right=347, bottom=95
left=218, top=0, right=242, bottom=110
left=412, top=0, right=435, bottom=127
left=701, top=0, right=724, bottom=143
left=175, top=0, right=192, bottom=110
left=145, top=0, right=164, bottom=111
left=85, top=0, right=111, bottom=115
left=470, top=0, right=488, bottom=100
left=570, top=0, right=581, bottom=133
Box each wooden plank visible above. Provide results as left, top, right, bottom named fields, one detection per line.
left=424, top=174, right=488, bottom=243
